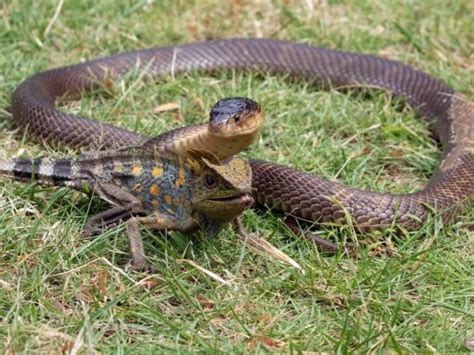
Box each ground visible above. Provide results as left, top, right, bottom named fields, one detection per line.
left=0, top=0, right=473, bottom=352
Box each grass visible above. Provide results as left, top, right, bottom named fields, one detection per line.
left=0, top=0, right=473, bottom=352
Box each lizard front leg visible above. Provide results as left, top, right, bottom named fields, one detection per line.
left=126, top=213, right=198, bottom=271
left=126, top=218, right=148, bottom=271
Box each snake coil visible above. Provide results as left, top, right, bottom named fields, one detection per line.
left=10, top=39, right=474, bottom=231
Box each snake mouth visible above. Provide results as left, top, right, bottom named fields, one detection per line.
left=208, top=97, right=264, bottom=138
left=209, top=111, right=265, bottom=138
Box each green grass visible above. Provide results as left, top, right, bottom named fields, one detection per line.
left=0, top=0, right=473, bottom=352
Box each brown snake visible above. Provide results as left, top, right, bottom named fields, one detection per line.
left=9, top=38, right=474, bottom=232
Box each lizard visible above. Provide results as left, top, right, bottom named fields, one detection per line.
left=0, top=145, right=254, bottom=270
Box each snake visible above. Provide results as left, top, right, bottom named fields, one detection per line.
left=8, top=38, right=474, bottom=232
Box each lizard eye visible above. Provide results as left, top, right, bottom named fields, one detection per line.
left=204, top=174, right=216, bottom=188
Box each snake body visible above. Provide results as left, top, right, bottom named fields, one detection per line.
left=10, top=39, right=474, bottom=231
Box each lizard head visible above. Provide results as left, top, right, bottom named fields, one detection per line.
left=188, top=150, right=254, bottom=236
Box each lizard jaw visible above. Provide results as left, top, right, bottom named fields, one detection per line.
left=208, top=193, right=254, bottom=207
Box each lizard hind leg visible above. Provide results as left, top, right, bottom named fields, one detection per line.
left=83, top=203, right=139, bottom=237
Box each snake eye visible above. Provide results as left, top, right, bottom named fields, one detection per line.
left=233, top=115, right=241, bottom=123
left=204, top=174, right=216, bottom=188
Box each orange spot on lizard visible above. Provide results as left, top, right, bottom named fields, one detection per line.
left=149, top=184, right=160, bottom=196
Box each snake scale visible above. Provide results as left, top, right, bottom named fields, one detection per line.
left=9, top=39, right=474, bottom=232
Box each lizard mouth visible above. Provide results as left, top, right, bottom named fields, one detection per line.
left=208, top=194, right=254, bottom=207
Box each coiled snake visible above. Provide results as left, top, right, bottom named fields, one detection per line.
left=9, top=39, right=474, bottom=232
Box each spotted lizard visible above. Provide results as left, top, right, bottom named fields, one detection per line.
left=0, top=145, right=254, bottom=270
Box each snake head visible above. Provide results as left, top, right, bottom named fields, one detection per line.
left=208, top=97, right=264, bottom=138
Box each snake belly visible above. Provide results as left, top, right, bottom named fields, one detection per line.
left=9, top=38, right=474, bottom=232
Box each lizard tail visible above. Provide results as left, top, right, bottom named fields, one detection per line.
left=0, top=157, right=75, bottom=186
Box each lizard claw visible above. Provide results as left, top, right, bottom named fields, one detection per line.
left=82, top=219, right=114, bottom=238
left=129, top=260, right=156, bottom=273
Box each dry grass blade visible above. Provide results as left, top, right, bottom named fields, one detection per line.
left=153, top=102, right=180, bottom=113
left=238, top=232, right=304, bottom=273
left=43, top=0, right=64, bottom=37
left=234, top=219, right=303, bottom=273
left=178, top=259, right=233, bottom=285
left=0, top=108, right=12, bottom=118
